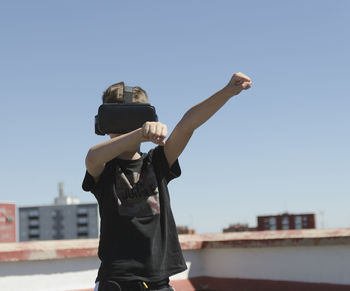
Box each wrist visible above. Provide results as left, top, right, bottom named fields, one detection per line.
left=135, top=128, right=147, bottom=142
left=222, top=86, right=240, bottom=98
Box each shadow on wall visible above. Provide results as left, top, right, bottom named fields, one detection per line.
left=187, top=277, right=350, bottom=291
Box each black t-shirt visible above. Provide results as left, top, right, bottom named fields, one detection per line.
left=82, top=146, right=187, bottom=283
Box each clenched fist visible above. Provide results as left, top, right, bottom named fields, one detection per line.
left=141, top=121, right=168, bottom=145
left=225, top=72, right=252, bottom=96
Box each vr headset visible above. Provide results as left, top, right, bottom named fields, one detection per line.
left=95, top=86, right=158, bottom=135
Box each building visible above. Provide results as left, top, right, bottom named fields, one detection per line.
left=177, top=225, right=196, bottom=234
left=223, top=223, right=256, bottom=233
left=0, top=203, right=16, bottom=242
left=257, top=212, right=315, bottom=231
left=18, top=183, right=98, bottom=241
left=54, top=182, right=80, bottom=205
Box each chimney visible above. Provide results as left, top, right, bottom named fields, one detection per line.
left=58, top=182, right=64, bottom=198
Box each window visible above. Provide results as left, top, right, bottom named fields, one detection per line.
left=29, top=228, right=40, bottom=239
left=269, top=217, right=277, bottom=230
left=28, top=220, right=39, bottom=229
left=78, top=226, right=88, bottom=232
left=263, top=218, right=270, bottom=230
left=29, top=229, right=39, bottom=236
left=282, top=216, right=289, bottom=230
left=77, top=217, right=88, bottom=226
left=28, top=209, right=39, bottom=218
left=294, top=216, right=302, bottom=229
left=77, top=225, right=89, bottom=237
left=77, top=208, right=88, bottom=215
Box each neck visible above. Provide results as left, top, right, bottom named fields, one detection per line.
left=109, top=133, right=141, bottom=160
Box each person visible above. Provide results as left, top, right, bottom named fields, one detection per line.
left=82, top=73, right=252, bottom=291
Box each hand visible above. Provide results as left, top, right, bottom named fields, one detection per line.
left=141, top=121, right=168, bottom=146
left=225, top=72, right=252, bottom=96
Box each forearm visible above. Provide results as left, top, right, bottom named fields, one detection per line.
left=179, top=87, right=237, bottom=132
left=86, top=128, right=143, bottom=168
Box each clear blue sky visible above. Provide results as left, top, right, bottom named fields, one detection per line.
left=1, top=1, right=349, bottom=233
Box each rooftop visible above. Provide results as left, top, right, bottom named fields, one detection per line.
left=1, top=228, right=350, bottom=290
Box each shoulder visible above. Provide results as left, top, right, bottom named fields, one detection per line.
left=82, top=159, right=115, bottom=193
left=146, top=146, right=181, bottom=183
left=146, top=146, right=165, bottom=164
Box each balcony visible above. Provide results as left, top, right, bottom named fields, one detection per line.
left=1, top=228, right=350, bottom=290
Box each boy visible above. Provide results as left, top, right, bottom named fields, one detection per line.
left=83, top=72, right=252, bottom=291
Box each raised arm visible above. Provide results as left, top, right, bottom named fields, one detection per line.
left=85, top=128, right=144, bottom=180
left=164, top=72, right=252, bottom=167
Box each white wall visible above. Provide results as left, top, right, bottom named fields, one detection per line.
left=202, top=245, right=350, bottom=285
left=1, top=245, right=350, bottom=291
left=0, top=257, right=100, bottom=291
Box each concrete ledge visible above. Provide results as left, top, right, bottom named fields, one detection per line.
left=180, top=228, right=350, bottom=249
left=0, top=238, right=98, bottom=262
left=1, top=228, right=350, bottom=262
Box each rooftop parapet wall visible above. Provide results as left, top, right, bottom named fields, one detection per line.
left=180, top=228, right=350, bottom=249
left=1, top=228, right=350, bottom=263
left=2, top=228, right=350, bottom=290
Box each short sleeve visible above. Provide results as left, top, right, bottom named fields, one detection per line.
left=82, top=170, right=103, bottom=198
left=150, top=146, right=181, bottom=183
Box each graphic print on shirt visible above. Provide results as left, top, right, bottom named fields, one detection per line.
left=114, top=164, right=160, bottom=217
